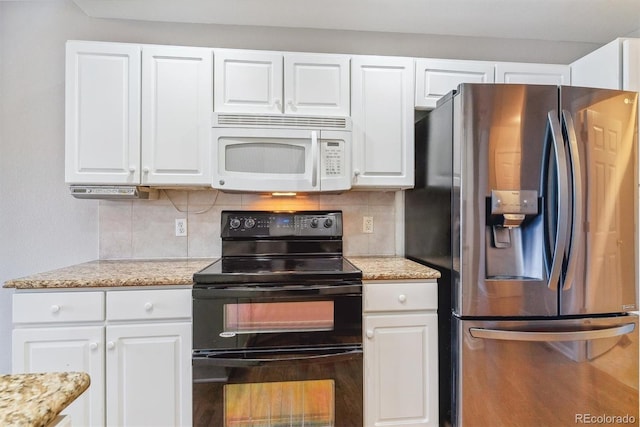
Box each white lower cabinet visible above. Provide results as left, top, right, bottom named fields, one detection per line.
left=106, top=322, right=191, bottom=427
left=12, top=288, right=192, bottom=427
left=363, top=281, right=439, bottom=427
left=13, top=325, right=105, bottom=426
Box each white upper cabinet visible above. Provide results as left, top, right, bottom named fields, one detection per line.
left=495, top=62, right=570, bottom=85
left=415, top=59, right=495, bottom=109
left=351, top=56, right=415, bottom=189
left=214, top=49, right=350, bottom=116
left=415, top=59, right=570, bottom=109
left=65, top=41, right=213, bottom=186
left=214, top=50, right=282, bottom=114
left=571, top=37, right=640, bottom=91
left=141, top=46, right=212, bottom=185
left=65, top=41, right=141, bottom=185
left=284, top=53, right=350, bottom=116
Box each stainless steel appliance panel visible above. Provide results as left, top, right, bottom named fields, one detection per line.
left=453, top=315, right=639, bottom=427
left=559, top=86, right=638, bottom=315
left=455, top=84, right=560, bottom=317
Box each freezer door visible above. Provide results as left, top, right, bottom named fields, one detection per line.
left=559, top=87, right=638, bottom=315
left=453, top=315, right=639, bottom=427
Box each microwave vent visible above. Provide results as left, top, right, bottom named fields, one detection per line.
left=215, top=113, right=350, bottom=130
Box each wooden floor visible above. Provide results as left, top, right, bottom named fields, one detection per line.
left=457, top=337, right=639, bottom=427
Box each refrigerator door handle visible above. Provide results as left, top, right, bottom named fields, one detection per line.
left=469, top=323, right=635, bottom=342
left=561, top=110, right=583, bottom=291
left=545, top=111, right=570, bottom=291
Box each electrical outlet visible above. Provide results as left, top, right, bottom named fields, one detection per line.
left=363, top=216, right=374, bottom=234
left=175, top=218, right=187, bottom=237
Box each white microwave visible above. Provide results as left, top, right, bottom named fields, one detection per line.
left=211, top=113, right=352, bottom=193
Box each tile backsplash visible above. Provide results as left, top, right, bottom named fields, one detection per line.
left=99, top=189, right=400, bottom=259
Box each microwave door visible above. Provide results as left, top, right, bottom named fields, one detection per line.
left=212, top=127, right=318, bottom=192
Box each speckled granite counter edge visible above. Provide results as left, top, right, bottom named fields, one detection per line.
left=3, top=258, right=215, bottom=290
left=0, top=372, right=90, bottom=427
left=4, top=256, right=440, bottom=290
left=348, top=256, right=441, bottom=281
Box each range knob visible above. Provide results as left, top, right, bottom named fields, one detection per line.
left=310, top=218, right=319, bottom=228
left=229, top=218, right=241, bottom=229
left=324, top=218, right=333, bottom=228
left=244, top=218, right=256, bottom=229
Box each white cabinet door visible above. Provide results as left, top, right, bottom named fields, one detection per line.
left=12, top=326, right=105, bottom=427
left=495, top=62, right=570, bottom=85
left=351, top=56, right=415, bottom=189
left=65, top=41, right=141, bottom=184
left=415, top=59, right=494, bottom=109
left=363, top=313, right=439, bottom=427
left=214, top=49, right=283, bottom=114
left=142, top=46, right=213, bottom=185
left=284, top=53, right=350, bottom=116
left=214, top=49, right=350, bottom=117
left=105, top=322, right=192, bottom=427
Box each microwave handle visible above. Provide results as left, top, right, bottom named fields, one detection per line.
left=311, top=130, right=318, bottom=188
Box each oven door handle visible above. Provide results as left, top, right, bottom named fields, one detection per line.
left=193, top=345, right=362, bottom=372
left=193, top=283, right=362, bottom=298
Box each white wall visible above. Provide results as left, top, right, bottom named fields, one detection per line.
left=0, top=1, right=102, bottom=374
left=0, top=0, right=613, bottom=375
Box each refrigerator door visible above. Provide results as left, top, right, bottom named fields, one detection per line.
left=559, top=87, right=638, bottom=315
left=454, top=84, right=561, bottom=317
left=453, top=315, right=639, bottom=427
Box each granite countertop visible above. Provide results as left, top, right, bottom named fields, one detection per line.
left=3, top=256, right=439, bottom=290
left=0, top=372, right=90, bottom=427
left=3, top=258, right=214, bottom=289
left=348, top=256, right=441, bottom=281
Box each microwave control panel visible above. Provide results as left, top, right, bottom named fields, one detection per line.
left=322, top=141, right=344, bottom=177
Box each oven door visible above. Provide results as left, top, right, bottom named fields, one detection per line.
left=193, top=346, right=362, bottom=427
left=192, top=283, right=363, bottom=427
left=192, top=282, right=362, bottom=351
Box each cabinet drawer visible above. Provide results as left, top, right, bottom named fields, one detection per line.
left=13, top=292, right=105, bottom=323
left=364, top=281, right=437, bottom=312
left=106, top=289, right=191, bottom=321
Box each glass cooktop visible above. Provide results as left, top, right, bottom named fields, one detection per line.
left=193, top=256, right=362, bottom=285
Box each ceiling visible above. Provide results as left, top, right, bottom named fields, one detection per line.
left=72, top=0, right=640, bottom=44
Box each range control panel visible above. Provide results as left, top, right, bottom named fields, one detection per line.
left=221, top=211, right=343, bottom=238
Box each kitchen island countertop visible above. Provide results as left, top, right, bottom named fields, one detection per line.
left=0, top=372, right=90, bottom=427
left=3, top=256, right=439, bottom=289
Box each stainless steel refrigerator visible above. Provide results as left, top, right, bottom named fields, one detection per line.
left=406, top=83, right=639, bottom=426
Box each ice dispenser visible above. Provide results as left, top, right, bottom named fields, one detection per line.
left=485, top=189, right=543, bottom=279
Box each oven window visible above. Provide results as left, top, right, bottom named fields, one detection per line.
left=224, top=301, right=334, bottom=333
left=224, top=380, right=335, bottom=427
